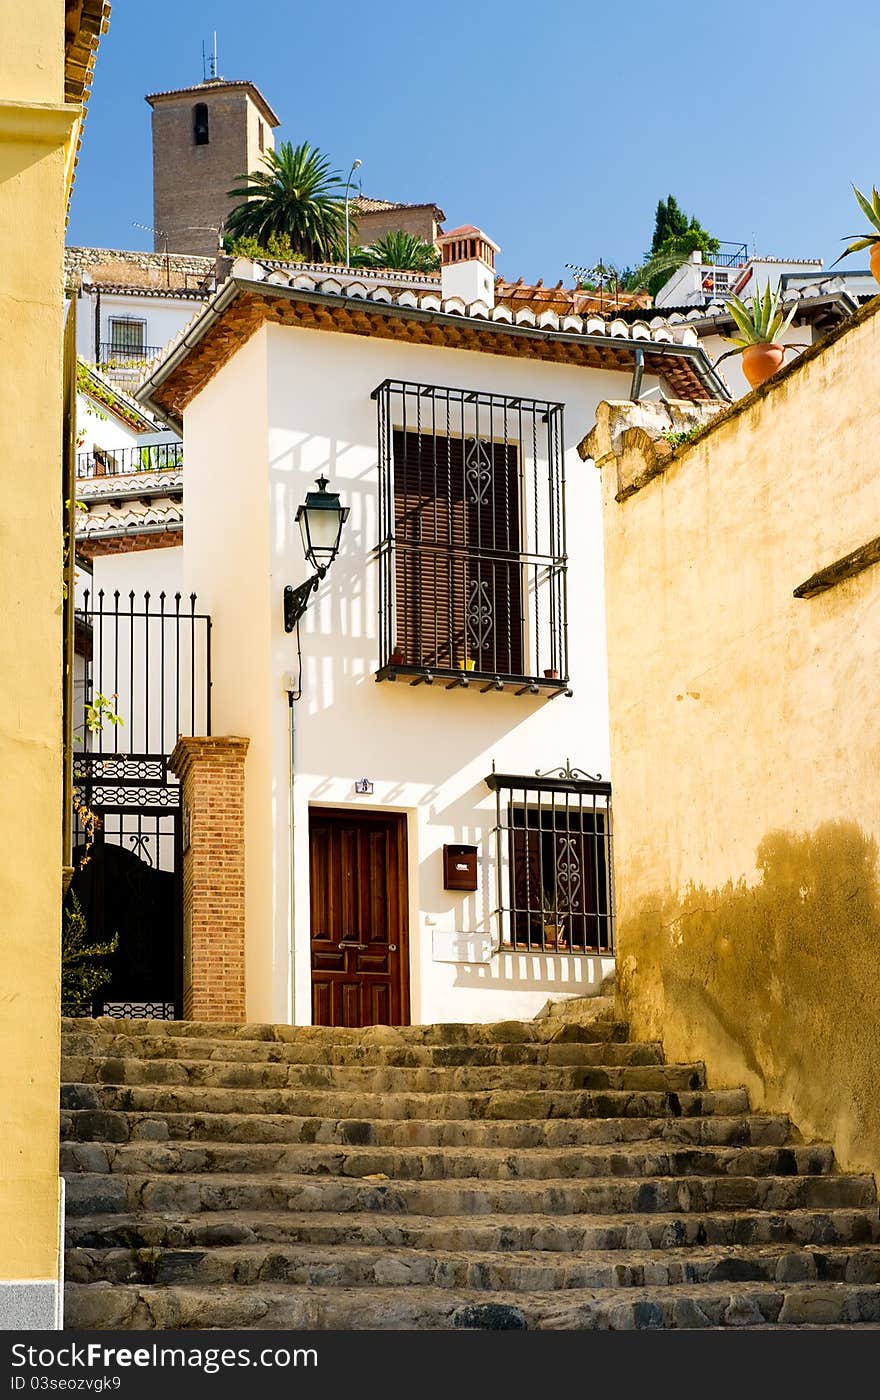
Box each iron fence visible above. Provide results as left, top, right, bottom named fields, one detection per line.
left=97, top=342, right=164, bottom=366
left=75, top=589, right=211, bottom=756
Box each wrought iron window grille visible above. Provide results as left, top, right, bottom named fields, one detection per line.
left=372, top=379, right=570, bottom=697
left=486, top=762, right=614, bottom=955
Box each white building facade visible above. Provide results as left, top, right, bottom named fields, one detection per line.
left=133, top=245, right=725, bottom=1028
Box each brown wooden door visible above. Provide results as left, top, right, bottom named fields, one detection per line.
left=309, top=808, right=410, bottom=1028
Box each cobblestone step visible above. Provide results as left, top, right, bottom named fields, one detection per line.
left=61, top=1009, right=621, bottom=1046
left=63, top=1170, right=877, bottom=1220
left=61, top=1056, right=705, bottom=1094
left=64, top=1240, right=880, bottom=1290
left=63, top=1279, right=880, bottom=1330
left=61, top=1035, right=656, bottom=1068
left=65, top=1207, right=880, bottom=1254
left=60, top=1108, right=794, bottom=1149
left=59, top=1140, right=836, bottom=1182
left=62, top=1081, right=736, bottom=1121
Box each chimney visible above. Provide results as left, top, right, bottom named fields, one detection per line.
left=438, top=226, right=499, bottom=308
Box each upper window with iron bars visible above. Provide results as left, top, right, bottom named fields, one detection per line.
left=372, top=379, right=569, bottom=696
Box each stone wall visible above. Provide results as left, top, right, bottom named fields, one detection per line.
left=65, top=245, right=216, bottom=291
left=583, top=296, right=880, bottom=1179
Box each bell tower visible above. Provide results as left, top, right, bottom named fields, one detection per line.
left=146, top=77, right=280, bottom=256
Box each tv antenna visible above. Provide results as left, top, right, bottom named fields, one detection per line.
left=202, top=33, right=220, bottom=81
left=132, top=221, right=171, bottom=284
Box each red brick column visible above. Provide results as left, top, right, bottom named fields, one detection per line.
left=169, top=736, right=249, bottom=1021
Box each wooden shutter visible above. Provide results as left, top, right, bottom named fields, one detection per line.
left=392, top=429, right=523, bottom=674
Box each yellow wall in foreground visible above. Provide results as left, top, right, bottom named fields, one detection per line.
left=0, top=21, right=77, bottom=1285
left=594, top=299, right=880, bottom=1178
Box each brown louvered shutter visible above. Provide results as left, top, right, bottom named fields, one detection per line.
left=392, top=429, right=523, bottom=674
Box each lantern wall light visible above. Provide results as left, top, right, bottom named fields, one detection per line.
left=283, top=476, right=350, bottom=632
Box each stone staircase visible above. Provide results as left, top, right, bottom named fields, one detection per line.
left=61, top=1001, right=880, bottom=1330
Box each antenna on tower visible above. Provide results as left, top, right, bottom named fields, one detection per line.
left=201, top=33, right=220, bottom=81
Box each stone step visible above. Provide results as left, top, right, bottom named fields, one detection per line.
left=66, top=1207, right=880, bottom=1254
left=61, top=1081, right=747, bottom=1121
left=61, top=1056, right=704, bottom=1094
left=60, top=1140, right=836, bottom=1182
left=62, top=1170, right=877, bottom=1220
left=61, top=1034, right=658, bottom=1069
left=60, top=1108, right=794, bottom=1150
left=63, top=1279, right=880, bottom=1329
left=64, top=1240, right=880, bottom=1290
left=61, top=1009, right=621, bottom=1046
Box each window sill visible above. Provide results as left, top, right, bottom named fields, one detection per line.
left=375, top=664, right=571, bottom=697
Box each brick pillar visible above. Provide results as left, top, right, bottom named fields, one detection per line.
left=169, top=736, right=249, bottom=1022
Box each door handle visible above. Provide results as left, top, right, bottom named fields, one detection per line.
left=388, top=944, right=398, bottom=952
left=338, top=940, right=367, bottom=949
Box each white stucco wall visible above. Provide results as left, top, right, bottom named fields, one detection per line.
left=74, top=291, right=203, bottom=362
left=182, top=323, right=647, bottom=1024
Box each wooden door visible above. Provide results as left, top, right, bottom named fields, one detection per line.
left=309, top=808, right=410, bottom=1028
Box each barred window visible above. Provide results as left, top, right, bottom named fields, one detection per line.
left=487, top=765, right=613, bottom=954
left=374, top=380, right=568, bottom=695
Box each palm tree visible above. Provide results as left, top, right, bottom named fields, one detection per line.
left=225, top=141, right=347, bottom=262
left=352, top=230, right=440, bottom=273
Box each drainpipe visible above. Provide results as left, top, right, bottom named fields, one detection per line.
left=284, top=677, right=299, bottom=1025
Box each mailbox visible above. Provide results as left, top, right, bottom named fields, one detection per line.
left=443, top=844, right=478, bottom=892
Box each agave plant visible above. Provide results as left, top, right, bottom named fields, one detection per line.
left=832, top=184, right=880, bottom=267
left=725, top=284, right=798, bottom=348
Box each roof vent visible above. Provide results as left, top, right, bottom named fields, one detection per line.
left=438, top=225, right=499, bottom=309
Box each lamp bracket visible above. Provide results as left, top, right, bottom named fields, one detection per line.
left=283, top=575, right=320, bottom=633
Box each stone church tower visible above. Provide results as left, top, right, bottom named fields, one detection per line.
left=146, top=78, right=280, bottom=256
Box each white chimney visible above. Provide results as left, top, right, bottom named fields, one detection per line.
left=438, top=225, right=499, bottom=308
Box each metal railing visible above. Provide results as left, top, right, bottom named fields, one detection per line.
left=705, top=242, right=748, bottom=269
left=373, top=379, right=569, bottom=693
left=75, top=589, right=211, bottom=757
left=487, top=763, right=613, bottom=954
left=97, top=342, right=165, bottom=367
left=76, top=443, right=183, bottom=478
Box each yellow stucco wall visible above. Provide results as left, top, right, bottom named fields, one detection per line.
left=594, top=298, right=880, bottom=1178
left=0, top=3, right=78, bottom=1289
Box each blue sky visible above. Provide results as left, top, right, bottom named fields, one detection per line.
left=69, top=0, right=878, bottom=284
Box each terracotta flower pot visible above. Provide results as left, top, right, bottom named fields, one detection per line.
left=741, top=342, right=786, bottom=389
left=870, top=243, right=880, bottom=287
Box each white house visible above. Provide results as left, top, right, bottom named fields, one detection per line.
left=124, top=228, right=726, bottom=1029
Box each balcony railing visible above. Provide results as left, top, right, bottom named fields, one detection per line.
left=76, top=443, right=183, bottom=478
left=97, top=342, right=164, bottom=367
left=373, top=379, right=569, bottom=697
left=94, top=343, right=165, bottom=385
left=705, top=242, right=748, bottom=269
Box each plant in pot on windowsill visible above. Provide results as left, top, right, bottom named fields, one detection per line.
left=540, top=892, right=568, bottom=950
left=720, top=284, right=800, bottom=389
left=832, top=183, right=880, bottom=286
left=390, top=641, right=405, bottom=666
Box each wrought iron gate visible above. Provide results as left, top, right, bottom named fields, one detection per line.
left=69, top=590, right=211, bottom=1019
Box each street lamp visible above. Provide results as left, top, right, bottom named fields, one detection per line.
left=344, top=158, right=362, bottom=267
left=283, top=476, right=350, bottom=632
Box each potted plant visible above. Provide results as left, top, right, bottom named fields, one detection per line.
left=543, top=667, right=559, bottom=680
left=832, top=184, right=880, bottom=286
left=390, top=641, right=405, bottom=665
left=541, top=892, right=567, bottom=949
left=724, top=284, right=799, bottom=389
